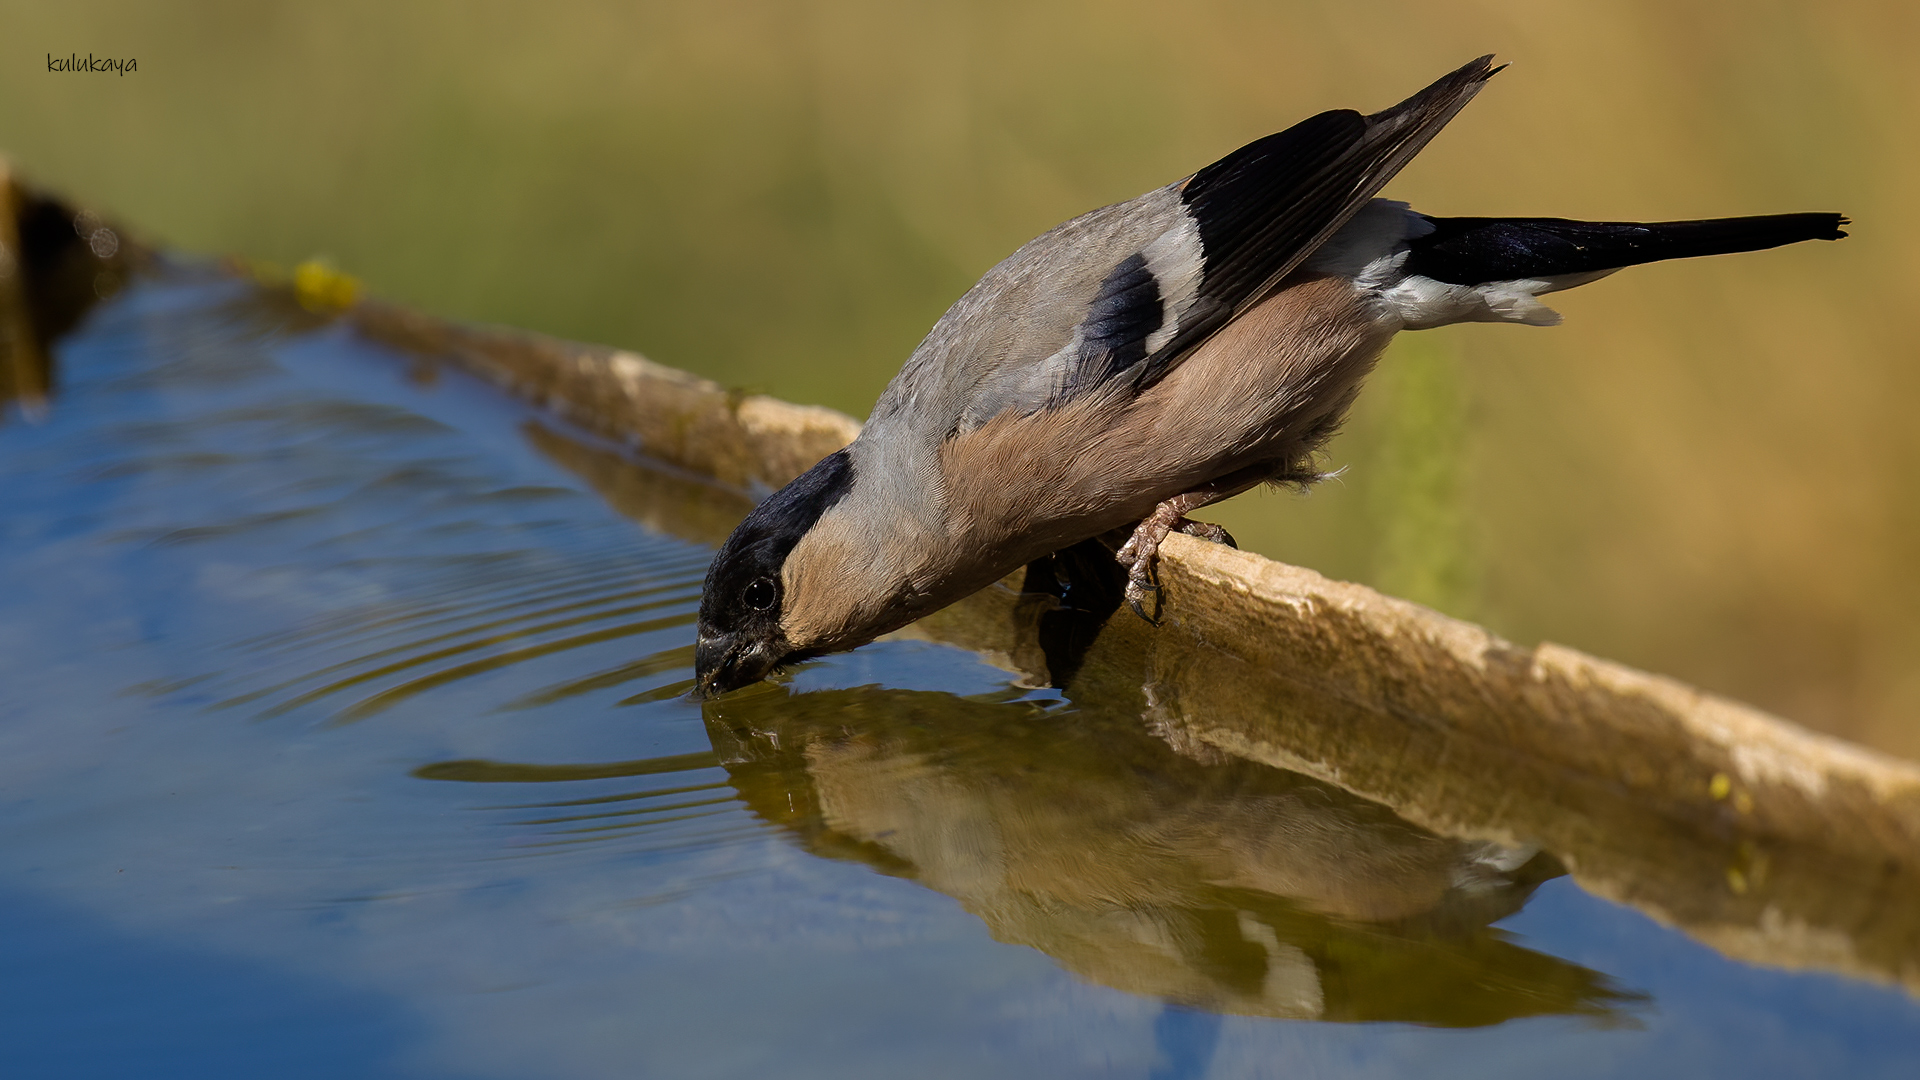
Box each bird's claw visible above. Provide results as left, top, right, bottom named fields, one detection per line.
left=1120, top=530, right=1165, bottom=625
left=1125, top=577, right=1162, bottom=625
left=1177, top=519, right=1237, bottom=548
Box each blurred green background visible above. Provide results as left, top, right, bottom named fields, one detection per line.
left=4, top=0, right=1915, bottom=757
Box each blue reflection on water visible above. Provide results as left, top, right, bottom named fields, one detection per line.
left=1151, top=1005, right=1223, bottom=1080
left=0, top=888, right=440, bottom=1080
left=1490, top=877, right=1920, bottom=1078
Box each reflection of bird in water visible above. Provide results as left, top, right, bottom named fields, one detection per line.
left=706, top=686, right=1645, bottom=1025
left=694, top=55, right=1845, bottom=696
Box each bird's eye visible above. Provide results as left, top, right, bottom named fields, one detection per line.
left=743, top=577, right=777, bottom=611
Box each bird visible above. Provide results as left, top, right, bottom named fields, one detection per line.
left=692, top=54, right=1847, bottom=698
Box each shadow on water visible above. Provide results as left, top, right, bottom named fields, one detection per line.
left=697, top=682, right=1645, bottom=1026
left=414, top=674, right=1645, bottom=1027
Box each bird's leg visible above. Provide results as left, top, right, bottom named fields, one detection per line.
left=1116, top=469, right=1265, bottom=623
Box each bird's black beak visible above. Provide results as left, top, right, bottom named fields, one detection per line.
left=692, top=631, right=782, bottom=699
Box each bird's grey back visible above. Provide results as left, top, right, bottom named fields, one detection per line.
left=868, top=185, right=1195, bottom=441
left=857, top=55, right=1503, bottom=480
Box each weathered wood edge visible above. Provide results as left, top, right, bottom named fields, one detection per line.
left=1153, top=536, right=1920, bottom=865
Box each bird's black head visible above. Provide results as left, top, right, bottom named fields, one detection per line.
left=695, top=449, right=855, bottom=697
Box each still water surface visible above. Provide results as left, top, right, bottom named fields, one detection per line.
left=1, top=270, right=1915, bottom=1078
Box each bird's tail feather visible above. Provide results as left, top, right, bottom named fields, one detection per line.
left=1404, top=212, right=1849, bottom=285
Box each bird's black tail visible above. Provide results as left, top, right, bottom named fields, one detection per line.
left=1403, top=212, right=1848, bottom=285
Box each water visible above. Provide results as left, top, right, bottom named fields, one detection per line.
left=1, top=268, right=1915, bottom=1078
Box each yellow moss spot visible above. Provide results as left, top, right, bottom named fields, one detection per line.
left=1726, top=866, right=1749, bottom=894
left=1733, top=790, right=1755, bottom=815
left=293, top=259, right=359, bottom=313
left=1709, top=772, right=1731, bottom=800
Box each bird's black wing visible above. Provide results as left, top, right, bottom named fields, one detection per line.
left=1118, top=55, right=1498, bottom=395
left=887, top=57, right=1500, bottom=433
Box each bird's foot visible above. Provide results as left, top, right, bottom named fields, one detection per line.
left=1116, top=516, right=1170, bottom=625
left=1117, top=508, right=1240, bottom=623
left=1117, top=509, right=1235, bottom=624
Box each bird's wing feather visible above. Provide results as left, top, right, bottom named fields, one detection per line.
left=1137, top=54, right=1499, bottom=388
left=869, top=56, right=1498, bottom=441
